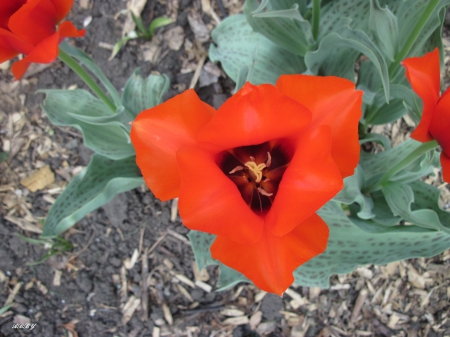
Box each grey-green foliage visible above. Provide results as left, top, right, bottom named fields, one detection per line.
left=187, top=201, right=450, bottom=289
left=122, top=69, right=170, bottom=118
left=383, top=181, right=450, bottom=234
left=295, top=201, right=450, bottom=287
left=209, top=14, right=305, bottom=85
left=42, top=154, right=143, bottom=238
left=41, top=89, right=134, bottom=160
left=360, top=139, right=438, bottom=187
left=188, top=231, right=248, bottom=291
left=60, top=41, right=122, bottom=107
left=244, top=0, right=313, bottom=56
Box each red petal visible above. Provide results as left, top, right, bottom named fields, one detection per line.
left=10, top=30, right=59, bottom=80
left=276, top=74, right=362, bottom=178
left=50, top=0, right=74, bottom=23
left=402, top=48, right=440, bottom=143
left=9, top=0, right=57, bottom=46
left=11, top=58, right=30, bottom=80
left=265, top=126, right=343, bottom=236
left=430, top=87, right=450, bottom=156
left=211, top=213, right=329, bottom=295
left=0, top=0, right=27, bottom=29
left=440, top=152, right=450, bottom=183
left=177, top=147, right=264, bottom=244
left=57, top=21, right=85, bottom=40
left=0, top=27, right=34, bottom=61
left=196, top=82, right=311, bottom=153
left=130, top=90, right=215, bottom=201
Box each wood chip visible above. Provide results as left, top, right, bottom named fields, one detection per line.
left=220, top=307, right=245, bottom=317
left=162, top=302, right=173, bottom=325
left=79, top=0, right=90, bottom=9
left=20, top=165, right=55, bottom=192
left=176, top=284, right=194, bottom=302
left=123, top=249, right=139, bottom=269
left=195, top=280, right=212, bottom=293
left=53, top=270, right=62, bottom=286
left=222, top=316, right=249, bottom=326
left=173, top=273, right=195, bottom=288
left=4, top=216, right=42, bottom=234
left=163, top=27, right=185, bottom=51
left=192, top=261, right=209, bottom=282
left=121, top=296, right=141, bottom=325
left=249, top=311, right=262, bottom=330
left=351, top=289, right=368, bottom=323
left=187, top=11, right=210, bottom=43
left=5, top=282, right=21, bottom=306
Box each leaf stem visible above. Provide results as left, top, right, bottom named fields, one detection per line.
left=388, top=0, right=440, bottom=76
left=312, top=0, right=321, bottom=41
left=364, top=140, right=439, bottom=193
left=58, top=48, right=116, bottom=112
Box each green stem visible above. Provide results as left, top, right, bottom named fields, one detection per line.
left=364, top=140, right=439, bottom=193
left=388, top=0, right=440, bottom=76
left=312, top=0, right=321, bottom=41
left=58, top=48, right=116, bottom=112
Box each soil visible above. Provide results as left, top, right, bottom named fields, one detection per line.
left=1, top=1, right=450, bottom=337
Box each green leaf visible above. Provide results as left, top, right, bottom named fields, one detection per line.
left=368, top=84, right=421, bottom=125
left=244, top=0, right=313, bottom=56
left=0, top=303, right=14, bottom=316
left=382, top=181, right=450, bottom=234
left=370, top=190, right=402, bottom=226
left=369, top=0, right=398, bottom=61
left=305, top=26, right=390, bottom=101
left=209, top=14, right=305, bottom=85
left=360, top=133, right=392, bottom=150
left=188, top=202, right=450, bottom=289
left=360, top=138, right=426, bottom=184
left=395, top=0, right=449, bottom=58
left=40, top=89, right=135, bottom=159
left=122, top=69, right=170, bottom=118
left=0, top=151, right=8, bottom=162
left=333, top=166, right=375, bottom=219
left=110, top=35, right=135, bottom=61
left=131, top=12, right=147, bottom=35
left=149, top=17, right=172, bottom=37
left=294, top=201, right=450, bottom=287
left=42, top=154, right=143, bottom=237
left=59, top=41, right=122, bottom=107
left=188, top=230, right=249, bottom=291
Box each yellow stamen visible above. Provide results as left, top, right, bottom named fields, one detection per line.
left=257, top=187, right=273, bottom=197
left=229, top=166, right=244, bottom=174
left=244, top=161, right=266, bottom=183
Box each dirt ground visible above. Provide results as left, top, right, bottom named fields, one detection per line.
left=0, top=0, right=450, bottom=336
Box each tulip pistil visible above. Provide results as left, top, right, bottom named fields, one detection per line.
left=219, top=141, right=291, bottom=213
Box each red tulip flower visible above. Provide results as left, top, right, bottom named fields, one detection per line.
left=131, top=75, right=362, bottom=295
left=0, top=0, right=85, bottom=80
left=402, top=48, right=450, bottom=182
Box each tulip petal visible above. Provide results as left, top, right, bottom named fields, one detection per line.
left=266, top=125, right=343, bottom=237
left=0, top=0, right=27, bottom=30
left=11, top=30, right=61, bottom=79
left=57, top=21, right=85, bottom=40
left=0, top=27, right=34, bottom=62
left=402, top=48, right=440, bottom=143
left=196, top=82, right=311, bottom=153
left=130, top=90, right=215, bottom=201
left=430, top=87, right=450, bottom=155
left=211, top=213, right=329, bottom=295
left=440, top=152, right=450, bottom=183
left=276, top=74, right=362, bottom=178
left=50, top=0, right=75, bottom=23
left=177, top=147, right=264, bottom=244
left=9, top=0, right=57, bottom=46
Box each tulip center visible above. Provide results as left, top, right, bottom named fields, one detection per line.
left=219, top=141, right=291, bottom=214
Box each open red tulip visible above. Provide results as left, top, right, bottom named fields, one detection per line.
left=402, top=48, right=450, bottom=182
left=0, top=0, right=85, bottom=80
left=131, top=75, right=362, bottom=295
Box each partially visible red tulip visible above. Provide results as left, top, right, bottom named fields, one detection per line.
left=0, top=0, right=85, bottom=80
left=402, top=48, right=450, bottom=182
left=131, top=75, right=362, bottom=295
